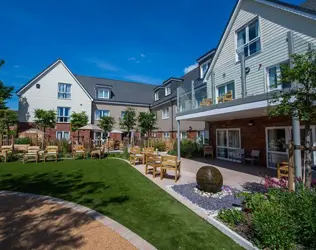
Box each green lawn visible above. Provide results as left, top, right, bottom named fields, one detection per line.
left=0, top=159, right=241, bottom=249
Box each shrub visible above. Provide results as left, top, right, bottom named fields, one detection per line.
left=253, top=201, right=296, bottom=250
left=153, top=140, right=166, bottom=152
left=238, top=192, right=267, bottom=213
left=15, top=137, right=31, bottom=145
left=218, top=209, right=245, bottom=228
left=173, top=139, right=201, bottom=158
left=168, top=150, right=177, bottom=156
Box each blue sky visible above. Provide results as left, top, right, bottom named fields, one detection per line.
left=0, top=0, right=303, bottom=110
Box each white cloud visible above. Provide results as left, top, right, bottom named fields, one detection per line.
left=85, top=58, right=119, bottom=72
left=14, top=65, right=20, bottom=68
left=128, top=57, right=136, bottom=61
left=184, top=63, right=198, bottom=74
left=123, top=75, right=162, bottom=84
left=140, top=53, right=146, bottom=58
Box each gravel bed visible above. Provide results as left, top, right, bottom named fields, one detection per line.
left=170, top=183, right=242, bottom=215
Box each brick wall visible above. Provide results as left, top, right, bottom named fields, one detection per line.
left=209, top=116, right=292, bottom=167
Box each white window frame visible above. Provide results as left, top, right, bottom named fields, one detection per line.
left=216, top=128, right=241, bottom=161
left=154, top=91, right=159, bottom=101
left=235, top=18, right=261, bottom=61
left=95, top=110, right=110, bottom=120
left=265, top=126, right=316, bottom=169
left=180, top=132, right=187, bottom=140
left=97, top=88, right=110, bottom=99
left=200, top=62, right=209, bottom=78
left=57, top=107, right=71, bottom=123
left=266, top=62, right=291, bottom=92
left=121, top=111, right=126, bottom=119
left=56, top=131, right=70, bottom=140
left=162, top=108, right=169, bottom=119
left=58, top=83, right=71, bottom=99
left=165, top=84, right=171, bottom=96
left=216, top=82, right=235, bottom=103
left=163, top=132, right=170, bottom=138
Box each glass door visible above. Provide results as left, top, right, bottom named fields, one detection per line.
left=216, top=129, right=241, bottom=160
left=266, top=128, right=288, bottom=168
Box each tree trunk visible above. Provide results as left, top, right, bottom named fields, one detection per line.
left=43, top=127, right=46, bottom=150
left=305, top=122, right=312, bottom=188
left=77, top=130, right=80, bottom=144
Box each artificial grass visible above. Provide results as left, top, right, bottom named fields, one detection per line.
left=0, top=159, right=242, bottom=249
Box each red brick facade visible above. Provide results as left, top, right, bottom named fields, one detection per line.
left=209, top=115, right=293, bottom=167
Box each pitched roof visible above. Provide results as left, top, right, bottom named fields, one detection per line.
left=300, top=0, right=316, bottom=11
left=151, top=66, right=202, bottom=108
left=205, top=0, right=316, bottom=81
left=265, top=0, right=316, bottom=15
left=74, top=74, right=156, bottom=106
left=16, top=59, right=93, bottom=100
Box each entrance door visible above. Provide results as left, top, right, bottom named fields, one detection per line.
left=216, top=129, right=241, bottom=160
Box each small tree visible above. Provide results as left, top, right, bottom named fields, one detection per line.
left=0, top=60, right=14, bottom=109
left=138, top=111, right=157, bottom=137
left=268, top=49, right=316, bottom=188
left=0, top=110, right=18, bottom=135
left=99, top=116, right=115, bottom=138
left=70, top=111, right=88, bottom=143
left=34, top=109, right=56, bottom=148
left=120, top=107, right=137, bottom=140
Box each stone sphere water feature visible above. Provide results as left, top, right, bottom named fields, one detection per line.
left=196, top=166, right=223, bottom=193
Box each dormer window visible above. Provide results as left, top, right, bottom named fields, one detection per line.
left=200, top=63, right=209, bottom=78
left=97, top=88, right=110, bottom=99
left=165, top=84, right=171, bottom=96
left=154, top=91, right=159, bottom=101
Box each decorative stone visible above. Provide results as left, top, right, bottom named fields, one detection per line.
left=196, top=166, right=223, bottom=193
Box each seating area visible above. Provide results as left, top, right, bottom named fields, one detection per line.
left=131, top=146, right=181, bottom=183
left=217, top=91, right=233, bottom=104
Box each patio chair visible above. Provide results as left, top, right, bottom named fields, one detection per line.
left=23, top=146, right=40, bottom=164
left=217, top=95, right=224, bottom=103
left=72, top=145, right=86, bottom=159
left=90, top=146, right=103, bottom=159
left=203, top=145, right=214, bottom=159
left=44, top=146, right=59, bottom=162
left=145, top=153, right=162, bottom=178
left=160, top=155, right=181, bottom=183
left=277, top=161, right=289, bottom=179
left=143, top=147, right=155, bottom=163
left=0, top=145, right=13, bottom=163
left=244, top=150, right=260, bottom=165
left=130, top=147, right=143, bottom=166
left=223, top=91, right=233, bottom=102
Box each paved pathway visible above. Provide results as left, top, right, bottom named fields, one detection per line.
left=134, top=157, right=276, bottom=190
left=0, top=191, right=156, bottom=250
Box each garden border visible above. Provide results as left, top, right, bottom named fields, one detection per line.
left=0, top=190, right=156, bottom=250
left=115, top=157, right=258, bottom=250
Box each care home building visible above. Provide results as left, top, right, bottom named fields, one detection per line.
left=16, top=51, right=213, bottom=141
left=176, top=0, right=316, bottom=168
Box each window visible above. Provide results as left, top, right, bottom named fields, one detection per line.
left=266, top=62, right=291, bottom=91
left=121, top=111, right=126, bottom=119
left=95, top=110, right=109, bottom=120
left=200, top=62, right=209, bottom=78
left=58, top=83, right=71, bottom=99
left=56, top=131, right=70, bottom=140
left=154, top=91, right=159, bottom=101
left=163, top=132, right=170, bottom=138
left=162, top=108, right=169, bottom=119
left=216, top=129, right=241, bottom=160
left=97, top=88, right=110, bottom=99
left=180, top=132, right=187, bottom=139
left=217, top=82, right=235, bottom=102
left=236, top=19, right=261, bottom=60
left=151, top=132, right=157, bottom=138
left=57, top=107, right=70, bottom=123
left=165, top=84, right=171, bottom=96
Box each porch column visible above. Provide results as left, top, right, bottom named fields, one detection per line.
left=288, top=30, right=302, bottom=179
left=177, top=120, right=181, bottom=161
